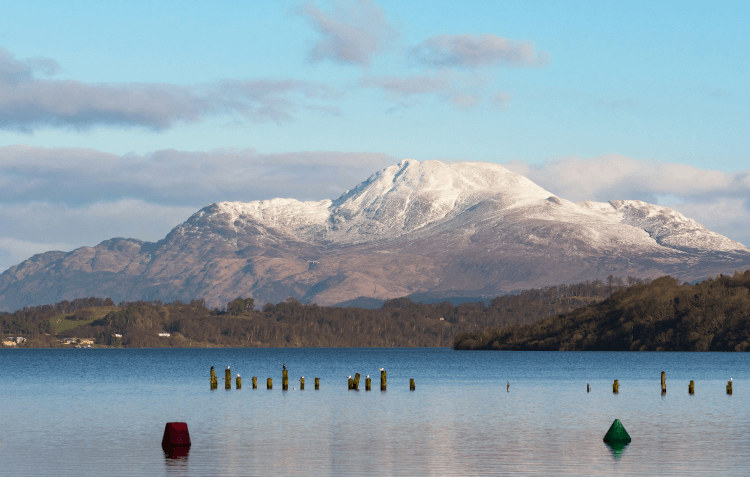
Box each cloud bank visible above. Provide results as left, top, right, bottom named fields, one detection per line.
left=2, top=148, right=748, bottom=273
left=0, top=145, right=395, bottom=271
left=0, top=47, right=337, bottom=131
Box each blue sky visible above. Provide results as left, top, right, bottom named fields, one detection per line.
left=0, top=0, right=749, bottom=271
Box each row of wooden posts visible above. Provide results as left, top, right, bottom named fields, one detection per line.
left=603, top=372, right=733, bottom=395
left=210, top=368, right=413, bottom=391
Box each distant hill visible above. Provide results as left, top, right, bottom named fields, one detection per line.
left=2, top=159, right=749, bottom=311
left=3, top=278, right=638, bottom=348
left=454, top=270, right=750, bottom=351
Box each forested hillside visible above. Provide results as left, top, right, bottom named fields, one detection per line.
left=1, top=276, right=644, bottom=348
left=454, top=270, right=750, bottom=351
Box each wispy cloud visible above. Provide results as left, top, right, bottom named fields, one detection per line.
left=503, top=155, right=750, bottom=247
left=410, top=34, right=549, bottom=69
left=297, top=0, right=395, bottom=67
left=361, top=72, right=508, bottom=111
left=0, top=47, right=337, bottom=132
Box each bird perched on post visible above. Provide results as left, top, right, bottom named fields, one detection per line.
left=237, top=373, right=240, bottom=378
left=211, top=366, right=214, bottom=371
left=366, top=375, right=369, bottom=378
left=226, top=366, right=230, bottom=370
left=379, top=368, right=384, bottom=371
left=283, top=364, right=286, bottom=370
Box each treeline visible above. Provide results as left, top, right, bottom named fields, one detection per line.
left=454, top=270, right=750, bottom=352
left=3, top=276, right=645, bottom=348
left=0, top=297, right=114, bottom=337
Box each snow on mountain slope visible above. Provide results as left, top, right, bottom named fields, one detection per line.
left=180, top=159, right=559, bottom=244
left=578, top=200, right=748, bottom=253
left=180, top=159, right=746, bottom=255
left=2, top=158, right=748, bottom=311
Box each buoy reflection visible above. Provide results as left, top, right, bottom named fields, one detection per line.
left=604, top=441, right=628, bottom=460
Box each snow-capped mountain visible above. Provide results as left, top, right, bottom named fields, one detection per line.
left=1, top=160, right=748, bottom=311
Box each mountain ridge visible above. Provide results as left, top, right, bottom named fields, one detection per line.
left=1, top=159, right=748, bottom=311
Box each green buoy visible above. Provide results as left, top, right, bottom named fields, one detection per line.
left=603, top=419, right=631, bottom=444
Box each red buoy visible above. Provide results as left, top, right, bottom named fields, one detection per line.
left=162, top=422, right=191, bottom=447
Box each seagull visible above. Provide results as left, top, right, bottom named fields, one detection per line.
left=366, top=375, right=370, bottom=378
left=347, top=375, right=352, bottom=379
left=226, top=366, right=230, bottom=370
left=731, top=377, right=733, bottom=381
left=283, top=364, right=286, bottom=370
left=379, top=368, right=384, bottom=371
left=210, top=366, right=214, bottom=371
left=301, top=376, right=304, bottom=380
left=237, top=374, right=240, bottom=378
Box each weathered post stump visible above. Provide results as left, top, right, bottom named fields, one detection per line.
left=267, top=377, right=273, bottom=389
left=365, top=377, right=371, bottom=391
left=661, top=371, right=666, bottom=394
left=727, top=380, right=733, bottom=395
left=689, top=380, right=694, bottom=394
left=348, top=378, right=354, bottom=390
left=236, top=375, right=242, bottom=389
left=381, top=370, right=387, bottom=391
left=252, top=377, right=258, bottom=389
left=587, top=383, right=590, bottom=393
left=283, top=369, right=289, bottom=391
left=613, top=379, right=619, bottom=393
left=210, top=368, right=217, bottom=390
left=225, top=368, right=231, bottom=389
left=410, top=378, right=415, bottom=391
left=353, top=373, right=361, bottom=390
left=314, top=377, right=320, bottom=390
left=300, top=377, right=305, bottom=390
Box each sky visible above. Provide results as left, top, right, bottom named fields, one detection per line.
left=0, top=0, right=749, bottom=272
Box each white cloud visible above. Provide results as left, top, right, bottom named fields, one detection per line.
left=0, top=47, right=338, bottom=132
left=297, top=0, right=395, bottom=66
left=0, top=145, right=397, bottom=271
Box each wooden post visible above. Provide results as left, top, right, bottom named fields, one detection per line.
left=380, top=370, right=387, bottom=391
left=613, top=379, right=619, bottom=393
left=283, top=369, right=289, bottom=391
left=225, top=368, right=231, bottom=389
left=353, top=373, right=361, bottom=390
left=314, top=377, right=320, bottom=390
left=727, top=380, right=733, bottom=395
left=410, top=378, right=415, bottom=391
left=252, top=377, right=257, bottom=389
left=267, top=377, right=272, bottom=389
left=689, top=380, right=694, bottom=394
left=348, top=378, right=354, bottom=390
left=587, top=383, right=590, bottom=393
left=300, top=377, right=305, bottom=390
left=365, top=377, right=371, bottom=391
left=661, top=371, right=666, bottom=394
left=210, top=369, right=217, bottom=389
left=236, top=375, right=242, bottom=389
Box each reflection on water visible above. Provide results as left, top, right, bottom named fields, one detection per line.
left=2, top=348, right=750, bottom=476
left=163, top=445, right=190, bottom=463
left=605, top=442, right=629, bottom=460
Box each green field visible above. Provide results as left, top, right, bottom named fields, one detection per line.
left=48, top=306, right=119, bottom=335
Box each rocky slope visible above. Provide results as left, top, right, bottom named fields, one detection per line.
left=1, top=160, right=749, bottom=311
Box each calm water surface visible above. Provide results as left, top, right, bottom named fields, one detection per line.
left=1, top=348, right=748, bottom=476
